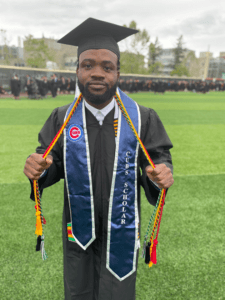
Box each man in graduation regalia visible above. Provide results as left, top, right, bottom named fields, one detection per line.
left=24, top=18, right=174, bottom=300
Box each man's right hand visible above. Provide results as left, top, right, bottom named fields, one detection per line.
left=23, top=153, right=53, bottom=181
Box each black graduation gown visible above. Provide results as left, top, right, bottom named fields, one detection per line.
left=30, top=101, right=173, bottom=300
left=42, top=81, right=49, bottom=97
left=51, top=79, right=57, bottom=97
left=11, top=78, right=21, bottom=96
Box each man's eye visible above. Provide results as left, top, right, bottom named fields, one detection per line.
left=104, top=66, right=112, bottom=71
left=85, top=64, right=92, bottom=69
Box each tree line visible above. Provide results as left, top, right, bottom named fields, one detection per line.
left=0, top=23, right=190, bottom=76
left=121, top=21, right=189, bottom=76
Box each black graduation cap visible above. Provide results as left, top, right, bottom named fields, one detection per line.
left=57, top=18, right=138, bottom=59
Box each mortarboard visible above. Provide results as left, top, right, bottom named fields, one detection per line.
left=57, top=18, right=138, bottom=59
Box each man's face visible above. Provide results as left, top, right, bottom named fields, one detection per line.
left=77, top=49, right=120, bottom=106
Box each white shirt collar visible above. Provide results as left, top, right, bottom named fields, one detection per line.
left=84, top=98, right=115, bottom=125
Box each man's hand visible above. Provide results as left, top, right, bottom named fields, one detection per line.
left=145, top=164, right=174, bottom=189
left=23, top=153, right=53, bottom=181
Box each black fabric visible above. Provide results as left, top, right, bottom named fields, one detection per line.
left=30, top=99, right=173, bottom=300
left=36, top=235, right=42, bottom=251
left=51, top=79, right=58, bottom=97
left=62, top=209, right=137, bottom=300
left=145, top=242, right=151, bottom=264
left=57, top=18, right=138, bottom=59
left=78, top=35, right=120, bottom=59
left=10, top=78, right=21, bottom=96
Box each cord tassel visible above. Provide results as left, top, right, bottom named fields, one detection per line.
left=36, top=235, right=42, bottom=251
left=150, top=239, right=158, bottom=265
left=145, top=242, right=151, bottom=264
left=41, top=235, right=48, bottom=260
left=35, top=211, right=42, bottom=236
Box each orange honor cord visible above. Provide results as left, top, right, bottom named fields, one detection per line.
left=114, top=92, right=166, bottom=268
left=33, top=93, right=83, bottom=260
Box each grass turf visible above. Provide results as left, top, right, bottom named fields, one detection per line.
left=0, top=92, right=224, bottom=299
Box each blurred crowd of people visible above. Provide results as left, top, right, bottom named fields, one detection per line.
left=24, top=74, right=76, bottom=99
left=2, top=74, right=76, bottom=100
left=1, top=75, right=225, bottom=99
left=118, top=79, right=225, bottom=94
left=0, top=85, right=8, bottom=96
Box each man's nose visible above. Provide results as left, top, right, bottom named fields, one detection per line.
left=91, top=65, right=105, bottom=79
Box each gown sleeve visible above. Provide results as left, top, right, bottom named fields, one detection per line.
left=29, top=106, right=68, bottom=200
left=139, top=105, right=173, bottom=206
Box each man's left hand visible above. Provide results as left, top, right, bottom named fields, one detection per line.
left=145, top=164, right=174, bottom=189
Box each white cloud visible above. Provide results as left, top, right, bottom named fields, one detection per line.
left=1, top=0, right=225, bottom=57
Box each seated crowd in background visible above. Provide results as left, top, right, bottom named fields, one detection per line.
left=3, top=75, right=225, bottom=100
left=118, top=79, right=225, bottom=94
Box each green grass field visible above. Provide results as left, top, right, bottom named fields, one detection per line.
left=0, top=92, right=224, bottom=300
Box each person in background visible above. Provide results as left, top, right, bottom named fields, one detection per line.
left=0, top=85, right=8, bottom=95
left=11, top=74, right=21, bottom=100
left=51, top=73, right=58, bottom=98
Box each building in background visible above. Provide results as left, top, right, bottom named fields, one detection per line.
left=155, top=48, right=195, bottom=75
left=64, top=55, right=78, bottom=70
left=199, top=52, right=213, bottom=59
left=46, top=61, right=58, bottom=70
left=180, top=51, right=214, bottom=79
left=155, top=48, right=174, bottom=75
left=219, top=52, right=225, bottom=60
left=0, top=45, right=24, bottom=66
left=208, top=57, right=225, bottom=78
left=0, top=32, right=24, bottom=66
left=184, top=52, right=225, bottom=79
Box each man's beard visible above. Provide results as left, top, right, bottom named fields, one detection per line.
left=78, top=80, right=118, bottom=105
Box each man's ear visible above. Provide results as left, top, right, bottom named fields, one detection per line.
left=76, top=59, right=79, bottom=76
left=117, top=71, right=120, bottom=81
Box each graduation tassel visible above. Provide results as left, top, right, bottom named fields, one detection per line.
left=149, top=190, right=166, bottom=267
left=35, top=235, right=47, bottom=260
left=148, top=189, right=165, bottom=267
left=142, top=191, right=161, bottom=260
left=33, top=93, right=83, bottom=260
left=40, top=235, right=47, bottom=260
left=145, top=242, right=151, bottom=264
left=35, top=211, right=42, bottom=236
left=149, top=239, right=158, bottom=264
left=36, top=235, right=42, bottom=251
left=34, top=181, right=47, bottom=260
left=34, top=181, right=43, bottom=237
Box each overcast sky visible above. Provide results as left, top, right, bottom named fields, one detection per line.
left=1, top=0, right=225, bottom=58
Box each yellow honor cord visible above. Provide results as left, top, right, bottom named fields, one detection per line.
left=115, top=92, right=155, bottom=169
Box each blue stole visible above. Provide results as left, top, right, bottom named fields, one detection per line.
left=64, top=88, right=141, bottom=281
